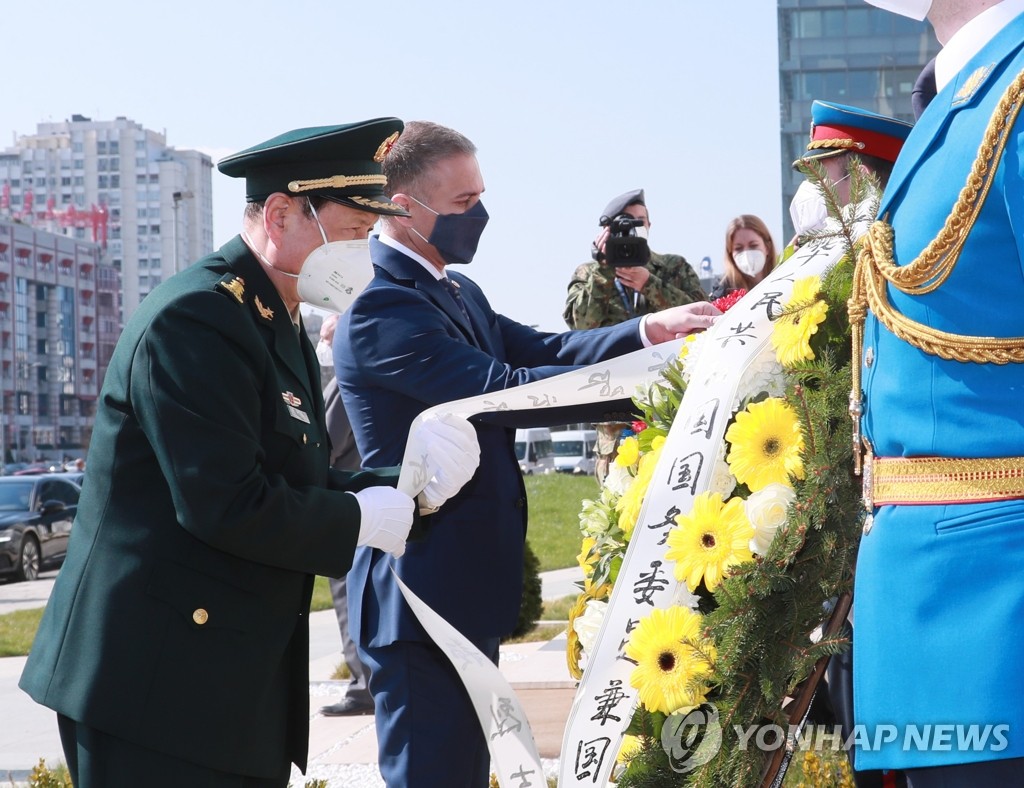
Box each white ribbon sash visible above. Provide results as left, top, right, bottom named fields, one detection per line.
left=393, top=340, right=685, bottom=785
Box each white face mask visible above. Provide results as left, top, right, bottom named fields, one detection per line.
left=863, top=0, right=932, bottom=21
left=315, top=339, right=334, bottom=367
left=789, top=180, right=830, bottom=237
left=790, top=171, right=852, bottom=236
left=734, top=249, right=767, bottom=277
left=295, top=235, right=373, bottom=315
left=247, top=199, right=375, bottom=315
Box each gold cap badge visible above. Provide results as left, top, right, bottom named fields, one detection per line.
left=374, top=131, right=400, bottom=163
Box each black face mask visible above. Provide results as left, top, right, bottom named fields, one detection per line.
left=410, top=196, right=490, bottom=265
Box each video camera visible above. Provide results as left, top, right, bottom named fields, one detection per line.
left=595, top=213, right=651, bottom=267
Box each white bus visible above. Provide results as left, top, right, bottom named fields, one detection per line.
left=550, top=429, right=598, bottom=475
left=514, top=428, right=555, bottom=475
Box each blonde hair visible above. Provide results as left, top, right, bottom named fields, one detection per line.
left=722, top=214, right=777, bottom=291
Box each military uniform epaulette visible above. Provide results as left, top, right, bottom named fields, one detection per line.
left=216, top=274, right=247, bottom=305
left=215, top=274, right=277, bottom=324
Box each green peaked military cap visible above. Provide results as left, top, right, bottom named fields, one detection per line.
left=217, top=117, right=410, bottom=216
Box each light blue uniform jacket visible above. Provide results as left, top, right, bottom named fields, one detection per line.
left=854, top=12, right=1024, bottom=771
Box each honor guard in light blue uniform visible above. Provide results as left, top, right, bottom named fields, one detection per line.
left=853, top=1, right=1024, bottom=784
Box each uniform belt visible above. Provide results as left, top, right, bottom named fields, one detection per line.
left=862, top=447, right=1024, bottom=508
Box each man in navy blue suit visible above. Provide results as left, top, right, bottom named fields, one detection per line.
left=335, top=120, right=719, bottom=787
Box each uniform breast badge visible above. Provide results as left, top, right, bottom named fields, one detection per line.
left=282, top=391, right=310, bottom=424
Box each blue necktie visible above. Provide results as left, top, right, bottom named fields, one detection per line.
left=441, top=277, right=469, bottom=320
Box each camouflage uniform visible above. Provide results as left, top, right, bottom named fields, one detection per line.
left=562, top=250, right=707, bottom=330
left=563, top=251, right=705, bottom=482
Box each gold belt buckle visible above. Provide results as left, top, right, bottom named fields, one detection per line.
left=861, top=440, right=875, bottom=534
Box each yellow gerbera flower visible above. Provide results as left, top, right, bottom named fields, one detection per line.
left=566, top=592, right=589, bottom=679
left=617, top=734, right=643, bottom=764
left=666, top=492, right=754, bottom=591
left=615, top=436, right=640, bottom=468
left=626, top=606, right=716, bottom=715
left=577, top=536, right=598, bottom=580
left=615, top=446, right=663, bottom=536
left=566, top=584, right=610, bottom=679
left=725, top=397, right=805, bottom=491
left=771, top=275, right=829, bottom=367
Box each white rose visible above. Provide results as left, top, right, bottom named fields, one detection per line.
left=603, top=463, right=632, bottom=497
left=574, top=599, right=609, bottom=659
left=745, top=483, right=796, bottom=556
left=735, top=350, right=787, bottom=413
left=708, top=454, right=737, bottom=499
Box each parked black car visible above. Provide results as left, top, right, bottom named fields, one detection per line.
left=0, top=474, right=80, bottom=582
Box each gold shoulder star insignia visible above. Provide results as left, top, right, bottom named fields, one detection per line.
left=254, top=295, right=274, bottom=321
left=953, top=64, right=993, bottom=106
left=217, top=276, right=245, bottom=304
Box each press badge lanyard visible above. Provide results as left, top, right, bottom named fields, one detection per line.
left=615, top=280, right=638, bottom=317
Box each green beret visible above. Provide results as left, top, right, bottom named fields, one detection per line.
left=217, top=118, right=410, bottom=216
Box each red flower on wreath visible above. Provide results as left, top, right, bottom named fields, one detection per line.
left=712, top=289, right=748, bottom=313
left=632, top=420, right=648, bottom=434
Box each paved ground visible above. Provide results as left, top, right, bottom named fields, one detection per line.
left=0, top=567, right=583, bottom=787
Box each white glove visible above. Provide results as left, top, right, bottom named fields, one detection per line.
left=413, top=413, right=481, bottom=511
left=352, top=487, right=415, bottom=558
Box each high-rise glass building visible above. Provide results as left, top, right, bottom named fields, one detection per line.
left=778, top=1, right=941, bottom=238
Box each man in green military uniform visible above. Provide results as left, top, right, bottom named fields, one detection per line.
left=18, top=119, right=480, bottom=788
left=563, top=189, right=706, bottom=481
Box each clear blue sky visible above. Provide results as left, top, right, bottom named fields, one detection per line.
left=5, top=1, right=782, bottom=331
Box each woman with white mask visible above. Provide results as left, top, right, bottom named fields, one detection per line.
left=710, top=214, right=778, bottom=299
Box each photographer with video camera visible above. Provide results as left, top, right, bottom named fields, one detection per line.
left=563, top=188, right=706, bottom=330
left=564, top=189, right=707, bottom=483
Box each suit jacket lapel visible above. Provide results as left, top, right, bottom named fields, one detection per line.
left=881, top=13, right=1024, bottom=215
left=370, top=237, right=479, bottom=344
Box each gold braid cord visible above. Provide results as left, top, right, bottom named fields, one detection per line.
left=849, top=67, right=1024, bottom=472
left=806, top=138, right=865, bottom=152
